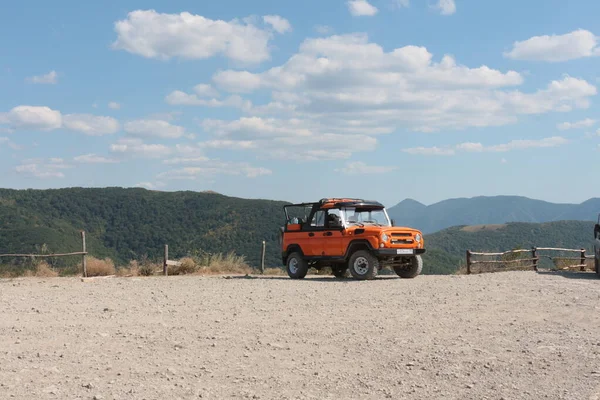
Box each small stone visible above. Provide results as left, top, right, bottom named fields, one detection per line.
left=466, top=384, right=474, bottom=389
left=83, top=383, right=93, bottom=389
left=93, top=395, right=103, bottom=400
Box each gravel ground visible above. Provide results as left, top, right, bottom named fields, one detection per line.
left=1, top=271, right=600, bottom=400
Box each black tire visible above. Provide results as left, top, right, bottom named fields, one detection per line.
left=348, top=250, right=379, bottom=280
left=394, top=255, right=423, bottom=279
left=332, top=265, right=350, bottom=278
left=286, top=252, right=308, bottom=279
left=595, top=250, right=599, bottom=278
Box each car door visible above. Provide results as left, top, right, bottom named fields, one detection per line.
left=301, top=209, right=326, bottom=257
left=318, top=209, right=345, bottom=257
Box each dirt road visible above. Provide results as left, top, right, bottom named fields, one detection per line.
left=1, top=271, right=600, bottom=399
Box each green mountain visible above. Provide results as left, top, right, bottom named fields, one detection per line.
left=0, top=187, right=288, bottom=269
left=421, top=220, right=597, bottom=274
left=388, top=195, right=600, bottom=234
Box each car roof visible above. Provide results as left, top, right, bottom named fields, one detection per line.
left=284, top=198, right=385, bottom=209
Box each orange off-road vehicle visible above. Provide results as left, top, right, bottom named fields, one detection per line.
left=280, top=198, right=426, bottom=280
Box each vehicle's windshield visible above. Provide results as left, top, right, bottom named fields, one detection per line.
left=341, top=207, right=391, bottom=227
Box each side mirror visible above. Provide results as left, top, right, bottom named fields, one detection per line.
left=391, top=219, right=396, bottom=226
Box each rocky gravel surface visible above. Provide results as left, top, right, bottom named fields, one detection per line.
left=1, top=271, right=600, bottom=399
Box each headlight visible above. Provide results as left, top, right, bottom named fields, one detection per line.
left=415, top=234, right=422, bottom=242
left=381, top=233, right=389, bottom=242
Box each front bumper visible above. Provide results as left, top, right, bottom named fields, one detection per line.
left=375, top=248, right=426, bottom=257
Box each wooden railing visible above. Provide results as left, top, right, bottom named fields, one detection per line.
left=466, top=246, right=594, bottom=274
left=0, top=231, right=89, bottom=277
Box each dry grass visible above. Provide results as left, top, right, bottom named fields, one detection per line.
left=168, top=257, right=198, bottom=275
left=553, top=257, right=595, bottom=271
left=21, top=262, right=59, bottom=278
left=195, top=252, right=252, bottom=275
left=262, top=267, right=286, bottom=276
left=116, top=260, right=140, bottom=277
left=81, top=257, right=116, bottom=277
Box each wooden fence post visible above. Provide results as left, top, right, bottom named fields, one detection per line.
left=466, top=250, right=472, bottom=275
left=532, top=247, right=538, bottom=271
left=163, top=244, right=168, bottom=276
left=261, top=241, right=266, bottom=274
left=81, top=231, right=87, bottom=278
left=581, top=249, right=586, bottom=271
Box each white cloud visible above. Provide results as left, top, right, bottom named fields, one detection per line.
left=199, top=140, right=257, bottom=150
left=433, top=0, right=456, bottom=15
left=212, top=70, right=264, bottom=93
left=0, top=137, right=19, bottom=150
left=504, top=29, right=599, bottom=62
left=263, top=15, right=291, bottom=34
left=501, top=158, right=508, bottom=164
left=0, top=106, right=120, bottom=135
left=111, top=9, right=281, bottom=64
left=347, top=0, right=378, bottom=16
left=163, top=156, right=211, bottom=165
left=200, top=116, right=378, bottom=161
left=108, top=102, right=121, bottom=110
left=165, top=90, right=251, bottom=110
left=63, top=114, right=120, bottom=136
left=403, top=136, right=569, bottom=155
left=15, top=158, right=70, bottom=179
left=0, top=106, right=62, bottom=130
left=193, top=84, right=220, bottom=98
left=393, top=0, right=410, bottom=8
left=315, top=25, right=333, bottom=35
left=402, top=146, right=456, bottom=156
left=557, top=118, right=596, bottom=130
left=485, top=136, right=568, bottom=152
left=158, top=161, right=272, bottom=180
left=124, top=119, right=187, bottom=139
left=110, top=138, right=172, bottom=159
left=335, top=161, right=397, bottom=174
left=193, top=34, right=597, bottom=160
left=26, top=71, right=58, bottom=84
left=74, top=154, right=119, bottom=164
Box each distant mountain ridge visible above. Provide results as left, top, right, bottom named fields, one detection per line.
left=388, top=195, right=600, bottom=234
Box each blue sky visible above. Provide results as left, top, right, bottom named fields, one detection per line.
left=1, top=0, right=599, bottom=207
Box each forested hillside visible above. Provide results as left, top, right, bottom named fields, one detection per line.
left=0, top=188, right=288, bottom=268
left=0, top=188, right=596, bottom=275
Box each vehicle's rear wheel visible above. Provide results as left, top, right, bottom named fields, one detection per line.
left=394, top=255, right=423, bottom=278
left=286, top=252, right=308, bottom=279
left=332, top=265, right=349, bottom=278
left=595, top=251, right=599, bottom=278
left=348, top=250, right=379, bottom=280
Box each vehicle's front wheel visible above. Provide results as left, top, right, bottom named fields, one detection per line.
left=394, top=255, right=423, bottom=278
left=286, top=252, right=308, bottom=279
left=348, top=250, right=379, bottom=280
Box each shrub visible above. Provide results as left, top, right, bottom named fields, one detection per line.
left=116, top=260, right=140, bottom=277
left=81, top=257, right=116, bottom=277
left=34, top=261, right=59, bottom=278
left=168, top=257, right=197, bottom=275
left=139, top=263, right=156, bottom=276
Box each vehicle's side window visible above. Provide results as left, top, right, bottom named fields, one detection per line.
left=327, top=209, right=342, bottom=228
left=310, top=210, right=325, bottom=228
